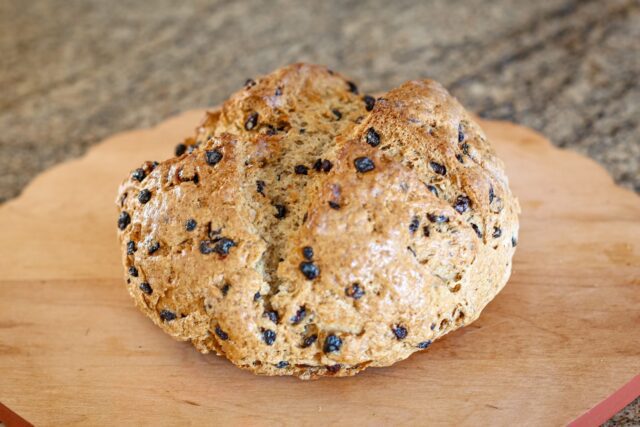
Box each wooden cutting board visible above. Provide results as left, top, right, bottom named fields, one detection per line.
left=1, top=110, right=638, bottom=426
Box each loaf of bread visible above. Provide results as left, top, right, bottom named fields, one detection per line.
left=116, top=63, right=520, bottom=379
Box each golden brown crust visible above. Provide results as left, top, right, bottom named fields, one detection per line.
left=116, top=63, right=520, bottom=378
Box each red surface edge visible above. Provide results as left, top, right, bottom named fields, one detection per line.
left=569, top=374, right=640, bottom=427
left=0, top=402, right=32, bottom=427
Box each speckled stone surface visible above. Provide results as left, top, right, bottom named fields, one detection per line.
left=604, top=397, right=640, bottom=427
left=0, top=0, right=638, bottom=422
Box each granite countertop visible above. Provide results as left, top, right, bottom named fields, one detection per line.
left=0, top=0, right=638, bottom=422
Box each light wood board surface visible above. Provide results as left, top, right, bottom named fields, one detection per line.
left=0, top=110, right=638, bottom=426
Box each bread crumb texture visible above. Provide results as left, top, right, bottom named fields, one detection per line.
left=116, top=63, right=520, bottom=379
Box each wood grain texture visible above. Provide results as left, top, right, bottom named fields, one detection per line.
left=0, top=111, right=638, bottom=426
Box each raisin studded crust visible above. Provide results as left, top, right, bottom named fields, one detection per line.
left=116, top=63, right=520, bottom=379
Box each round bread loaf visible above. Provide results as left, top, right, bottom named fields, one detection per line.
left=116, top=63, right=520, bottom=379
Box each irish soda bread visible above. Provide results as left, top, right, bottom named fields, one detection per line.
left=116, top=63, right=519, bottom=379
